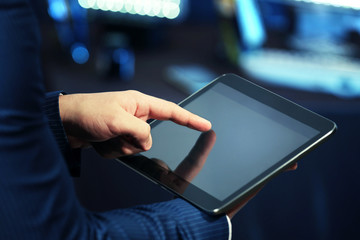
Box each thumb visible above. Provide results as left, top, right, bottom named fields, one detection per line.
left=118, top=112, right=153, bottom=151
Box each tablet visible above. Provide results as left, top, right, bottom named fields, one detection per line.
left=116, top=73, right=336, bottom=215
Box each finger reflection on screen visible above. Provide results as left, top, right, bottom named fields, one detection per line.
left=174, top=130, right=216, bottom=182
left=158, top=130, right=216, bottom=193
left=119, top=130, right=216, bottom=194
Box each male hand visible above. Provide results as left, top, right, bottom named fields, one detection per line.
left=59, top=90, right=211, bottom=156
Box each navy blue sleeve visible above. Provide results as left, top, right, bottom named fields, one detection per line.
left=0, top=0, right=229, bottom=239
left=0, top=1, right=89, bottom=238
left=44, top=91, right=81, bottom=176
left=95, top=198, right=229, bottom=240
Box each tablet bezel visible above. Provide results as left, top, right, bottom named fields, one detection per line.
left=116, top=73, right=336, bottom=215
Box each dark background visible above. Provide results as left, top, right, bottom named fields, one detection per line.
left=37, top=0, right=359, bottom=239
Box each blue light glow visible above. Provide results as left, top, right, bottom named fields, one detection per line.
left=112, top=48, right=135, bottom=80
left=113, top=48, right=130, bottom=65
left=292, top=0, right=360, bottom=10
left=236, top=0, right=266, bottom=50
left=71, top=43, right=90, bottom=64
left=48, top=0, right=69, bottom=21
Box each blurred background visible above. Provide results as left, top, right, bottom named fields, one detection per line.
left=34, top=0, right=359, bottom=239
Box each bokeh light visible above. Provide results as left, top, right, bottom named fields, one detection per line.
left=78, top=0, right=182, bottom=19
left=71, top=43, right=90, bottom=64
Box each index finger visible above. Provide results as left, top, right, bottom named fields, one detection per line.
left=144, top=94, right=212, bottom=132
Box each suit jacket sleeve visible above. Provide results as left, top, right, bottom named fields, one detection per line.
left=0, top=1, right=230, bottom=239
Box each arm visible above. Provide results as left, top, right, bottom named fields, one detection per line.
left=58, top=90, right=211, bottom=155
left=0, top=1, right=230, bottom=239
left=91, top=198, right=229, bottom=240
left=0, top=1, right=87, bottom=239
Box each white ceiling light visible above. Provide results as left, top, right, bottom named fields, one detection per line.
left=78, top=0, right=182, bottom=19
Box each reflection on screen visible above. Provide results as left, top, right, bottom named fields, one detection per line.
left=143, top=83, right=319, bottom=201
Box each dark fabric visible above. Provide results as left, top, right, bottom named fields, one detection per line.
left=44, top=91, right=81, bottom=177
left=0, top=0, right=229, bottom=239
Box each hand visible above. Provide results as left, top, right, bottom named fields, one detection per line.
left=59, top=90, right=211, bottom=156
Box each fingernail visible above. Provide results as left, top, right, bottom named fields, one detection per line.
left=144, top=135, right=152, bottom=151
left=204, top=119, right=212, bottom=130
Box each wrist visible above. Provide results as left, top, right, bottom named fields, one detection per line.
left=58, top=93, right=70, bottom=126
left=58, top=94, right=88, bottom=149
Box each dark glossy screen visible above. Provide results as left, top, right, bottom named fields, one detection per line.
left=142, top=82, right=319, bottom=201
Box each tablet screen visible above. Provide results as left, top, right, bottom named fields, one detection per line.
left=142, top=82, right=319, bottom=201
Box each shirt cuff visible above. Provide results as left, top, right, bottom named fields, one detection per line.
left=226, top=215, right=232, bottom=240
left=43, top=91, right=81, bottom=177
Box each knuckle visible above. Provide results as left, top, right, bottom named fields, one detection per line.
left=127, top=90, right=141, bottom=96
left=107, top=117, right=121, bottom=136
